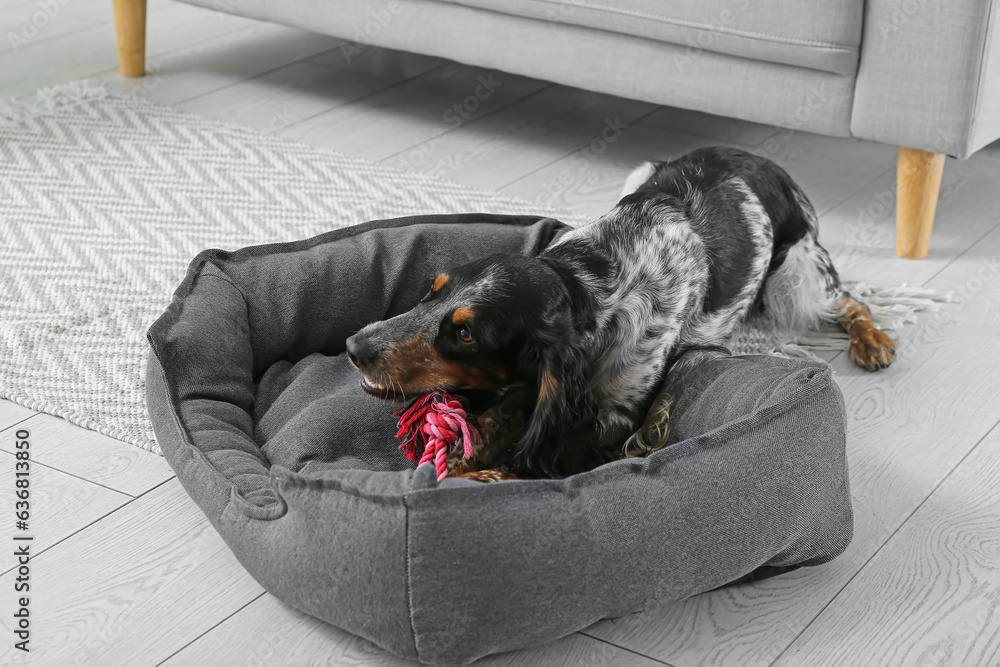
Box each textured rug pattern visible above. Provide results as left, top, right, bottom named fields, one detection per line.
left=1, top=83, right=947, bottom=453
left=0, top=83, right=582, bottom=453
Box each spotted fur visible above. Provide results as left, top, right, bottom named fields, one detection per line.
left=346, top=146, right=896, bottom=479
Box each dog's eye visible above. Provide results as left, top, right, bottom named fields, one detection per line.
left=457, top=326, right=473, bottom=343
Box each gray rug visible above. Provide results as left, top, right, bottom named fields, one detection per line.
left=0, top=81, right=947, bottom=453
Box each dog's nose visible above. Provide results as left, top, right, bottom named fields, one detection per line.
left=346, top=334, right=377, bottom=368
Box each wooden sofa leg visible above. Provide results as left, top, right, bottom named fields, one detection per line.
left=896, top=147, right=946, bottom=259
left=113, top=0, right=146, bottom=77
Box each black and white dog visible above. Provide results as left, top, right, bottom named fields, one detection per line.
left=346, top=146, right=895, bottom=480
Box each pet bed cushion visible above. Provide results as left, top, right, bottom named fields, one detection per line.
left=145, top=213, right=853, bottom=665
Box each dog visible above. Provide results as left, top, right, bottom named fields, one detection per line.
left=346, top=146, right=896, bottom=480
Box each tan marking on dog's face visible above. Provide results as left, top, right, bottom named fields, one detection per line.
left=433, top=273, right=450, bottom=291
left=373, top=335, right=500, bottom=394
left=452, top=306, right=475, bottom=325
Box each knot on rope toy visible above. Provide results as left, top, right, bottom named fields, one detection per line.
left=395, top=391, right=481, bottom=482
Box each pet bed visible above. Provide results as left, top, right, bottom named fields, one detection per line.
left=145, top=213, right=853, bottom=665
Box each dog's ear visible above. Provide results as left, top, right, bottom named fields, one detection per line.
left=619, top=161, right=656, bottom=200
left=513, top=330, right=601, bottom=477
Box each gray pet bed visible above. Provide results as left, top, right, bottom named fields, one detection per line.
left=145, top=214, right=853, bottom=665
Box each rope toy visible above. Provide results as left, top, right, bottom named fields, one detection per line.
left=394, top=391, right=481, bottom=482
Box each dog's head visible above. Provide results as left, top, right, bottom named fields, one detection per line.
left=347, top=251, right=600, bottom=476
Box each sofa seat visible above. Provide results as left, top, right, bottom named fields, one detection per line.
left=440, top=0, right=864, bottom=74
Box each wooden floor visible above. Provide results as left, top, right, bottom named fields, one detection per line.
left=2, top=1, right=1000, bottom=665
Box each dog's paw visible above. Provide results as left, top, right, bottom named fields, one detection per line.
left=849, top=326, right=897, bottom=371
left=623, top=391, right=672, bottom=458
left=456, top=469, right=517, bottom=483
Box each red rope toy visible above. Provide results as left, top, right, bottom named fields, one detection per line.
left=394, top=391, right=480, bottom=482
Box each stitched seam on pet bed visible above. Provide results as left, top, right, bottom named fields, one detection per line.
left=269, top=467, right=407, bottom=506
left=196, top=269, right=248, bottom=301
left=402, top=496, right=421, bottom=661
left=805, top=464, right=853, bottom=565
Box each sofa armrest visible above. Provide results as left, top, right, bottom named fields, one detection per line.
left=852, top=0, right=999, bottom=158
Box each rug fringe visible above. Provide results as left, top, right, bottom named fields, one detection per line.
left=770, top=342, right=824, bottom=362
left=848, top=281, right=955, bottom=330
left=729, top=281, right=952, bottom=360
left=1, top=79, right=108, bottom=126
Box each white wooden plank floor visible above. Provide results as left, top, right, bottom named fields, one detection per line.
left=2, top=2, right=999, bottom=665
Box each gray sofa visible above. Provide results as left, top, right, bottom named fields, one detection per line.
left=112, top=0, right=1000, bottom=258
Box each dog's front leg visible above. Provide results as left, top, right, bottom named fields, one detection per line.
left=447, top=384, right=531, bottom=480
left=836, top=297, right=897, bottom=371
left=456, top=469, right=519, bottom=482
left=622, top=389, right=673, bottom=458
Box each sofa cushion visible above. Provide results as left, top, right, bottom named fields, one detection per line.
left=443, top=0, right=863, bottom=75
left=146, top=213, right=854, bottom=664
